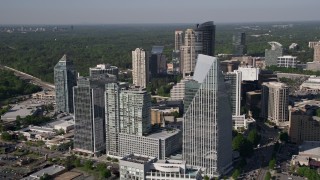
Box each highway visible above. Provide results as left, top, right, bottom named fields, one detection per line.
left=1, top=65, right=55, bottom=90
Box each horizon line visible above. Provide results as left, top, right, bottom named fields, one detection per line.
left=1, top=19, right=320, bottom=26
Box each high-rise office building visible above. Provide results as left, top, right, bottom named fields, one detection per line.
left=132, top=48, right=149, bottom=88
left=73, top=76, right=116, bottom=155
left=175, top=30, right=184, bottom=51
left=180, top=21, right=216, bottom=77
left=105, top=85, right=152, bottom=155
left=180, top=29, right=203, bottom=77
left=261, top=82, right=289, bottom=125
left=183, top=54, right=233, bottom=176
left=233, top=32, right=246, bottom=55
left=225, top=70, right=242, bottom=116
left=265, top=42, right=283, bottom=66
left=54, top=54, right=77, bottom=113
left=195, top=21, right=216, bottom=56
left=314, top=43, right=320, bottom=62
left=149, top=46, right=167, bottom=77
left=89, top=64, right=119, bottom=79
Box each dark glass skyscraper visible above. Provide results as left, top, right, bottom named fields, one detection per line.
left=73, top=76, right=116, bottom=156
left=195, top=21, right=216, bottom=56
left=54, top=54, right=76, bottom=113
left=233, top=32, right=247, bottom=55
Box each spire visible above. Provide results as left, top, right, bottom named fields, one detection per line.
left=60, top=54, right=68, bottom=61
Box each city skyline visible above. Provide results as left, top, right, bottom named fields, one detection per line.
left=1, top=0, right=320, bottom=25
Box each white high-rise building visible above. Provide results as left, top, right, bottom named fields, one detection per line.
left=261, top=82, right=289, bottom=126
left=180, top=29, right=203, bottom=77
left=105, top=84, right=151, bottom=155
left=132, top=48, right=149, bottom=88
left=183, top=54, right=233, bottom=177
left=225, top=70, right=242, bottom=116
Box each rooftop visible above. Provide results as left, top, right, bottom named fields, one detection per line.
left=22, top=165, right=65, bottom=180
left=1, top=104, right=40, bottom=121
left=121, top=154, right=156, bottom=164
left=193, top=54, right=216, bottom=83
left=151, top=46, right=164, bottom=54
left=263, top=81, right=288, bottom=88
left=147, top=128, right=180, bottom=140
left=299, top=141, right=320, bottom=158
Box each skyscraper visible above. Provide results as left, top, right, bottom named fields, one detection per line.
left=132, top=48, right=149, bottom=88
left=175, top=30, right=184, bottom=51
left=89, top=64, right=119, bottom=79
left=233, top=32, right=246, bottom=55
left=195, top=21, right=216, bottom=56
left=265, top=42, right=283, bottom=66
left=261, top=82, right=289, bottom=126
left=73, top=76, right=116, bottom=156
left=54, top=54, right=76, bottom=113
left=180, top=21, right=216, bottom=77
left=149, top=46, right=167, bottom=77
left=183, top=54, right=233, bottom=176
left=105, top=85, right=152, bottom=155
left=180, top=29, right=203, bottom=77
left=225, top=70, right=242, bottom=116
left=314, top=43, right=320, bottom=62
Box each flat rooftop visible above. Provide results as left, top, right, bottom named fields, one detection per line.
left=22, top=165, right=65, bottom=180
left=147, top=128, right=180, bottom=140
left=299, top=141, right=320, bottom=158
left=122, top=154, right=155, bottom=164
left=1, top=104, right=40, bottom=121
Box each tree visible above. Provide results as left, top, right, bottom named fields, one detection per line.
left=239, top=140, right=254, bottom=158
left=1, top=131, right=13, bottom=141
left=316, top=108, right=320, bottom=117
left=268, top=158, right=276, bottom=170
left=264, top=171, right=271, bottom=180
left=84, top=160, right=93, bottom=170
left=100, top=169, right=111, bottom=179
left=247, top=129, right=261, bottom=146
left=232, top=134, right=245, bottom=151
left=232, top=134, right=254, bottom=158
left=203, top=175, right=210, bottom=180
left=96, top=163, right=106, bottom=171
left=74, top=158, right=81, bottom=167
left=106, top=156, right=112, bottom=161
left=279, top=132, right=289, bottom=143
left=232, top=168, right=241, bottom=179
left=40, top=173, right=52, bottom=180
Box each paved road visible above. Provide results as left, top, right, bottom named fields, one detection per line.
left=1, top=65, right=55, bottom=90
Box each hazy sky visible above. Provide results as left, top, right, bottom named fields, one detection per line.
left=1, top=0, right=319, bottom=24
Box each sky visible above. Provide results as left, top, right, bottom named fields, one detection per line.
left=1, top=0, right=320, bottom=25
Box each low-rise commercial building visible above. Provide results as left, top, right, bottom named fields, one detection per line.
left=120, top=154, right=201, bottom=180
left=232, top=115, right=256, bottom=130
left=277, top=55, right=298, bottom=68
left=300, top=76, right=320, bottom=93
left=291, top=141, right=320, bottom=167
left=21, top=165, right=66, bottom=180
left=119, top=128, right=182, bottom=160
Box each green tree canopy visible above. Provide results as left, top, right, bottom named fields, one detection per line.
left=247, top=129, right=261, bottom=146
